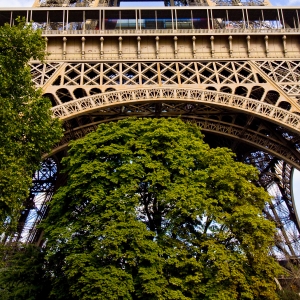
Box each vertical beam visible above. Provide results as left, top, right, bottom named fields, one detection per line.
left=242, top=8, right=246, bottom=29
left=264, top=35, right=269, bottom=58
left=171, top=8, right=174, bottom=32
left=228, top=36, right=233, bottom=58
left=99, top=9, right=101, bottom=31
left=83, top=10, right=86, bottom=31
left=155, top=36, right=160, bottom=59
left=282, top=35, right=287, bottom=57
left=210, top=36, right=215, bottom=58
left=137, top=36, right=141, bottom=59
left=192, top=36, right=196, bottom=58
left=174, top=36, right=178, bottom=59
left=135, top=9, right=138, bottom=32
left=246, top=35, right=251, bottom=58
left=207, top=9, right=210, bottom=30
left=103, top=9, right=105, bottom=31
left=100, top=37, right=104, bottom=59
left=119, top=36, right=122, bottom=59
left=45, top=37, right=48, bottom=59
left=66, top=9, right=69, bottom=30
left=81, top=37, right=85, bottom=59
left=63, top=37, right=67, bottom=60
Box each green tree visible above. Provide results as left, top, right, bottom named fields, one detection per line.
left=0, top=244, right=51, bottom=300
left=278, top=290, right=300, bottom=300
left=0, top=18, right=62, bottom=233
left=42, top=118, right=282, bottom=300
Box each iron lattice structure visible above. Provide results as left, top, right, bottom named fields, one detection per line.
left=2, top=0, right=300, bottom=264
left=32, top=0, right=271, bottom=7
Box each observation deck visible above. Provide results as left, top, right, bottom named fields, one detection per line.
left=0, top=6, right=299, bottom=61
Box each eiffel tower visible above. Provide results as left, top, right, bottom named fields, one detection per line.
left=3, top=0, right=300, bottom=263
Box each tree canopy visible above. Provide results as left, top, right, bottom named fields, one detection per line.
left=0, top=244, right=51, bottom=300
left=39, top=117, right=281, bottom=300
left=0, top=18, right=62, bottom=233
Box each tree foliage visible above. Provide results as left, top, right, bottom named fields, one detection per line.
left=0, top=18, right=62, bottom=232
left=278, top=290, right=300, bottom=300
left=41, top=118, right=281, bottom=300
left=0, top=244, right=51, bottom=300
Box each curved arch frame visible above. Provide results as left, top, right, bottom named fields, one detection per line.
left=52, top=87, right=300, bottom=134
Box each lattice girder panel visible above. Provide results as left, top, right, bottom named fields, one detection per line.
left=38, top=61, right=299, bottom=114
left=160, top=62, right=179, bottom=85
left=7, top=158, right=59, bottom=244
left=245, top=152, right=300, bottom=259
left=254, top=61, right=300, bottom=100
left=40, top=61, right=270, bottom=89
left=140, top=63, right=159, bottom=85
left=121, top=63, right=140, bottom=86
left=64, top=63, right=83, bottom=85
left=177, top=62, right=198, bottom=85
left=102, top=63, right=120, bottom=86
left=29, top=63, right=63, bottom=86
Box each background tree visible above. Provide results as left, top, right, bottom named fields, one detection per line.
left=0, top=244, right=51, bottom=300
left=278, top=290, right=300, bottom=300
left=0, top=17, right=62, bottom=234
left=43, top=118, right=282, bottom=300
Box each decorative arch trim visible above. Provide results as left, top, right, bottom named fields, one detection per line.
left=51, top=87, right=300, bottom=134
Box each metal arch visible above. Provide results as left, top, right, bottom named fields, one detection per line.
left=49, top=108, right=300, bottom=168
left=51, top=87, right=300, bottom=135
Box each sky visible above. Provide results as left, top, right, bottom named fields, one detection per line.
left=0, top=0, right=300, bottom=218
left=0, top=0, right=32, bottom=6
